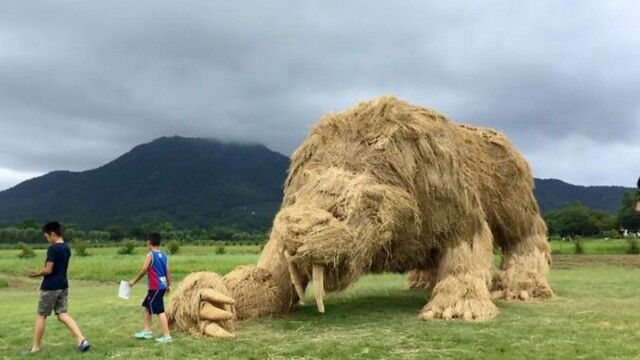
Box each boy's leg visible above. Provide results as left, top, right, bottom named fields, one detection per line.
left=158, top=313, right=170, bottom=337
left=32, top=289, right=57, bottom=351
left=54, top=289, right=86, bottom=344
left=143, top=307, right=152, bottom=332
left=31, top=314, right=46, bottom=352
left=56, top=313, right=85, bottom=344
left=152, top=290, right=170, bottom=339
left=135, top=291, right=154, bottom=339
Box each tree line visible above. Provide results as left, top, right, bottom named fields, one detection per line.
left=1, top=191, right=638, bottom=244
left=544, top=192, right=639, bottom=237
left=0, top=220, right=266, bottom=245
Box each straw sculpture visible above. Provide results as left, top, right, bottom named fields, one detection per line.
left=168, top=96, right=553, bottom=337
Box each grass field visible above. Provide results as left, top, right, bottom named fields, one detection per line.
left=2, top=243, right=640, bottom=359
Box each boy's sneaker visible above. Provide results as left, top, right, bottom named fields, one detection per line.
left=134, top=330, right=153, bottom=340
left=155, top=335, right=173, bottom=344
left=77, top=339, right=90, bottom=353
left=20, top=348, right=40, bottom=356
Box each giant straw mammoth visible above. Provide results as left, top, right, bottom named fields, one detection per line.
left=167, top=96, right=553, bottom=338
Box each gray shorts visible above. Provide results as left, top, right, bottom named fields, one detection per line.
left=37, top=288, right=68, bottom=317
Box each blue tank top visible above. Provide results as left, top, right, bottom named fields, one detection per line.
left=147, top=250, right=168, bottom=290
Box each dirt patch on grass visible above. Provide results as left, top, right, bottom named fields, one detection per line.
left=552, top=255, right=640, bottom=269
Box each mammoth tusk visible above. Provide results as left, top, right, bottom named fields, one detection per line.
left=312, top=264, right=325, bottom=313
left=284, top=251, right=306, bottom=305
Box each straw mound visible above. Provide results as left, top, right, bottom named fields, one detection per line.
left=223, top=265, right=286, bottom=320
left=167, top=272, right=235, bottom=336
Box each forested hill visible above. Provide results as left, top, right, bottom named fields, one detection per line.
left=0, top=137, right=633, bottom=230
left=534, top=178, right=634, bottom=213
left=0, top=137, right=289, bottom=230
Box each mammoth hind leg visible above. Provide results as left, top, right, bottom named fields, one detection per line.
left=406, top=269, right=437, bottom=290
left=419, top=221, right=498, bottom=321
left=491, top=215, right=553, bottom=300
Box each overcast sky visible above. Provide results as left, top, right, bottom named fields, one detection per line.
left=0, top=1, right=638, bottom=191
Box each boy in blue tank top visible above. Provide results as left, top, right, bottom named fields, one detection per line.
left=128, top=232, right=173, bottom=344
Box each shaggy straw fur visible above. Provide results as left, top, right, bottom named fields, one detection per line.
left=406, top=269, right=436, bottom=290
left=169, top=96, right=553, bottom=336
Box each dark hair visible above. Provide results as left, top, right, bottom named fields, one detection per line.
left=637, top=176, right=640, bottom=189
left=147, top=232, right=161, bottom=246
left=42, top=221, right=63, bottom=237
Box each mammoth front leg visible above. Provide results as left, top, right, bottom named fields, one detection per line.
left=491, top=216, right=553, bottom=300
left=419, top=222, right=498, bottom=321
left=167, top=272, right=237, bottom=339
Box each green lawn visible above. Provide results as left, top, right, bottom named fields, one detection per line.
left=549, top=238, right=633, bottom=255
left=0, top=245, right=261, bottom=282
left=1, top=246, right=640, bottom=359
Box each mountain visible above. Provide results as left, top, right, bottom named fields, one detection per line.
left=533, top=178, right=634, bottom=214
left=0, top=137, right=289, bottom=230
left=0, top=138, right=634, bottom=230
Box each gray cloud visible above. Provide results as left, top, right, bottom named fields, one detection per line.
left=0, top=0, right=638, bottom=190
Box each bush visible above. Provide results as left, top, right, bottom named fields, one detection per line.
left=0, top=277, right=8, bottom=288
left=118, top=240, right=137, bottom=255
left=18, top=242, right=36, bottom=258
left=72, top=239, right=90, bottom=257
left=168, top=240, right=180, bottom=255
left=627, top=238, right=640, bottom=255
left=215, top=244, right=226, bottom=255
left=601, top=229, right=621, bottom=240
left=574, top=237, right=584, bottom=255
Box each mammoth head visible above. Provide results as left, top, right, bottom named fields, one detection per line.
left=271, top=204, right=366, bottom=313
left=270, top=165, right=422, bottom=314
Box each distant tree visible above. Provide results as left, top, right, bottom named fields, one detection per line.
left=63, top=223, right=80, bottom=232
left=87, top=230, right=110, bottom=242
left=591, top=211, right=618, bottom=232
left=618, top=192, right=640, bottom=232
left=19, top=218, right=39, bottom=230
left=129, top=226, right=146, bottom=239
left=544, top=202, right=602, bottom=237
left=232, top=232, right=251, bottom=242
left=210, top=226, right=235, bottom=241
left=106, top=226, right=124, bottom=242
left=22, top=228, right=42, bottom=243
left=158, top=222, right=175, bottom=240
left=65, top=228, right=85, bottom=242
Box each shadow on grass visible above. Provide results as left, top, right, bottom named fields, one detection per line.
left=245, top=288, right=433, bottom=333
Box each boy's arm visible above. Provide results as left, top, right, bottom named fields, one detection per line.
left=166, top=261, right=172, bottom=292
left=128, top=254, right=151, bottom=287
left=27, top=261, right=54, bottom=277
